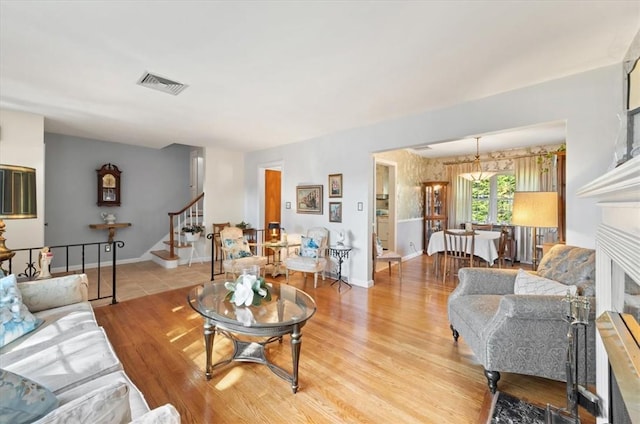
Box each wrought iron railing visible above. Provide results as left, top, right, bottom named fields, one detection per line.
left=6, top=241, right=124, bottom=304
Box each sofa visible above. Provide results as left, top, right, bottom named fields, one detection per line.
left=0, top=272, right=180, bottom=423
left=447, top=245, right=596, bottom=393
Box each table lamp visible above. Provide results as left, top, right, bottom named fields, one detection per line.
left=268, top=222, right=280, bottom=242
left=511, top=191, right=558, bottom=269
left=0, top=165, right=38, bottom=273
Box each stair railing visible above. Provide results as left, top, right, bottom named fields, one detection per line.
left=167, top=192, right=205, bottom=259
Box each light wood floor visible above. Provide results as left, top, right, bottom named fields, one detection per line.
left=93, top=257, right=595, bottom=424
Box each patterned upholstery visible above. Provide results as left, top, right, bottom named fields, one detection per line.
left=447, top=245, right=596, bottom=393
left=220, top=227, right=268, bottom=279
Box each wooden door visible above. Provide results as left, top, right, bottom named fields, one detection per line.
left=264, top=169, right=281, bottom=236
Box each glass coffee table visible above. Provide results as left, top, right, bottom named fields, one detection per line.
left=187, top=281, right=316, bottom=393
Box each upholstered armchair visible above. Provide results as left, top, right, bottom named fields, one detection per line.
left=447, top=245, right=596, bottom=393
left=219, top=226, right=268, bottom=279
left=284, top=227, right=328, bottom=288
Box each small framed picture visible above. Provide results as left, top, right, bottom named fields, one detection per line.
left=329, top=202, right=342, bottom=223
left=328, top=173, right=343, bottom=198
left=296, top=185, right=323, bottom=214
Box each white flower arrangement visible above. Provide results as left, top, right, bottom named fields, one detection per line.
left=224, top=273, right=271, bottom=307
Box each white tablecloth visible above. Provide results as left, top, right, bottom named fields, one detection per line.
left=427, top=229, right=501, bottom=263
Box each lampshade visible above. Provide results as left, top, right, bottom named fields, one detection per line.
left=268, top=222, right=280, bottom=241
left=459, top=137, right=497, bottom=182
left=511, top=192, right=558, bottom=228
left=268, top=222, right=280, bottom=230
left=0, top=164, right=38, bottom=272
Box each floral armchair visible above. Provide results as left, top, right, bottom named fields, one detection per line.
left=219, top=226, right=268, bottom=279
left=284, top=227, right=328, bottom=288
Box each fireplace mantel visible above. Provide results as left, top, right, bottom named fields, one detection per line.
left=578, top=155, right=640, bottom=423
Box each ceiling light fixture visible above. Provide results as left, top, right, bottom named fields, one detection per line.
left=459, top=137, right=497, bottom=181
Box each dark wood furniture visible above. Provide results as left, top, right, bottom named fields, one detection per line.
left=89, top=222, right=131, bottom=243
left=422, top=181, right=448, bottom=253
left=96, top=163, right=121, bottom=207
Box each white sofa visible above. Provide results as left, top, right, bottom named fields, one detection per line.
left=0, top=273, right=180, bottom=423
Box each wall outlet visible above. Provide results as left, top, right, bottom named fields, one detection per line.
left=104, top=244, right=111, bottom=252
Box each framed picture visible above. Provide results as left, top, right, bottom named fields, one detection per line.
left=329, top=202, right=342, bottom=223
left=328, top=173, right=343, bottom=198
left=296, top=185, right=323, bottom=214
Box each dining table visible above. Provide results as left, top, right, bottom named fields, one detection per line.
left=427, top=229, right=501, bottom=268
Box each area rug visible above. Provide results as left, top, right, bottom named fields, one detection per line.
left=487, top=391, right=547, bottom=424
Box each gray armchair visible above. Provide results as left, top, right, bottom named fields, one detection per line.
left=447, top=245, right=596, bottom=393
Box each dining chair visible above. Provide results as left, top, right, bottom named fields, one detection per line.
left=496, top=227, right=509, bottom=268
left=472, top=223, right=493, bottom=231
left=442, top=230, right=475, bottom=284
left=372, top=232, right=402, bottom=283
left=496, top=226, right=515, bottom=268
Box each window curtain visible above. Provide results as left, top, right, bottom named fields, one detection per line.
left=514, top=155, right=555, bottom=264
left=446, top=162, right=474, bottom=229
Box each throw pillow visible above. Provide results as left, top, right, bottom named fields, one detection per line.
left=514, top=269, right=577, bottom=296
left=376, top=237, right=384, bottom=257
left=223, top=237, right=252, bottom=260
left=35, top=382, right=131, bottom=424
left=300, top=236, right=322, bottom=258
left=0, top=274, right=43, bottom=348
left=0, top=369, right=59, bottom=423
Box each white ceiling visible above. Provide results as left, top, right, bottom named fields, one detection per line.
left=1, top=1, right=639, bottom=155
left=407, top=120, right=568, bottom=158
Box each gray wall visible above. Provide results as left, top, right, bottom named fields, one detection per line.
left=44, top=133, right=192, bottom=265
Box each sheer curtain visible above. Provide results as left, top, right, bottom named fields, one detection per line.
left=514, top=155, right=554, bottom=264
left=446, top=162, right=474, bottom=229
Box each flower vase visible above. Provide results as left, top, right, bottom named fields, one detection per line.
left=185, top=232, right=201, bottom=243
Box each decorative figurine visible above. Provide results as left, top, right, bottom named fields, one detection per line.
left=37, top=247, right=53, bottom=280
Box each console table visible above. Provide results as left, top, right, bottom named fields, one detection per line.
left=89, top=222, right=131, bottom=243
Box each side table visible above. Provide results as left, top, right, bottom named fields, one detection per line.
left=329, top=245, right=352, bottom=292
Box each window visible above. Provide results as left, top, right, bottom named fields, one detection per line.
left=471, top=174, right=515, bottom=224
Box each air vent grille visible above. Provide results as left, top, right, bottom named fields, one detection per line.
left=137, top=72, right=188, bottom=96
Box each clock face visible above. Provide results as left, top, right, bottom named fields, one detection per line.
left=102, top=174, right=116, bottom=188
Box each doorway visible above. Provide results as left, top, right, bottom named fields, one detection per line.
left=374, top=160, right=396, bottom=251
left=264, top=169, right=281, bottom=231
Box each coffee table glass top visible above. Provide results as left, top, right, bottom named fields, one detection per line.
left=188, top=281, right=316, bottom=328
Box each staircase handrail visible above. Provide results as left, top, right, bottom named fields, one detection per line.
left=167, top=192, right=205, bottom=258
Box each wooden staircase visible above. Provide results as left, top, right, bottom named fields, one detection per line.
left=151, top=193, right=205, bottom=268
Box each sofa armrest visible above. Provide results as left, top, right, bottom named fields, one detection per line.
left=19, top=274, right=89, bottom=312
left=455, top=268, right=518, bottom=296
left=130, top=404, right=181, bottom=424
left=496, top=294, right=596, bottom=321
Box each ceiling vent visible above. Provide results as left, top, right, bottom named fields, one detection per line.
left=137, top=72, right=188, bottom=96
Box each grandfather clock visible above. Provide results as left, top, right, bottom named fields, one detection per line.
left=96, top=163, right=121, bottom=207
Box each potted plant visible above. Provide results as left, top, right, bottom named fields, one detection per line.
left=182, top=224, right=205, bottom=242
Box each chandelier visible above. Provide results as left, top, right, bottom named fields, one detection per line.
left=459, top=137, right=496, bottom=181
